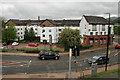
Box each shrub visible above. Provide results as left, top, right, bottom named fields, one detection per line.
left=51, top=48, right=61, bottom=52
left=25, top=48, right=40, bottom=53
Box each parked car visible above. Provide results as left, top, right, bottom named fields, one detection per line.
left=115, top=44, right=120, bottom=49
left=88, top=55, right=109, bottom=65
left=2, top=42, right=9, bottom=46
left=38, top=49, right=60, bottom=60
left=12, top=42, right=19, bottom=46
left=0, top=47, right=7, bottom=49
left=113, top=36, right=115, bottom=39
left=28, top=43, right=39, bottom=47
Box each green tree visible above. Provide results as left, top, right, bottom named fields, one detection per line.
left=2, top=24, right=17, bottom=42
left=28, top=27, right=35, bottom=42
left=58, top=28, right=81, bottom=51
left=24, top=28, right=29, bottom=41
left=114, top=26, right=120, bottom=34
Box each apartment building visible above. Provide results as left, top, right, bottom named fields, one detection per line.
left=80, top=15, right=114, bottom=47
left=5, top=15, right=114, bottom=47
left=5, top=17, right=80, bottom=43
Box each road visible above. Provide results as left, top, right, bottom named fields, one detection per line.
left=2, top=47, right=119, bottom=75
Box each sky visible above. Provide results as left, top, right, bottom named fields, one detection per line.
left=0, top=0, right=120, bottom=20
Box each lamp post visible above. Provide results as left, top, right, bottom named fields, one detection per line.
left=105, top=13, right=110, bottom=71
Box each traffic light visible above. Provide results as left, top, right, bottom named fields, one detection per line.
left=76, top=48, right=80, bottom=56
left=72, top=48, right=76, bottom=57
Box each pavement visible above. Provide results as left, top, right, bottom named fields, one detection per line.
left=2, top=64, right=119, bottom=78
left=0, top=45, right=115, bottom=57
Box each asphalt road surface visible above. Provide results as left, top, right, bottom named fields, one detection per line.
left=2, top=47, right=119, bottom=75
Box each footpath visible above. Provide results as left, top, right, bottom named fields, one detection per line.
left=1, top=43, right=119, bottom=78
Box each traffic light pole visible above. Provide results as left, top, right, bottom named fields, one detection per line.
left=105, top=13, right=110, bottom=71
left=69, top=48, right=72, bottom=80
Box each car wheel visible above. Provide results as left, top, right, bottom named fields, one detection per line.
left=42, top=56, right=45, bottom=60
left=55, top=57, right=59, bottom=60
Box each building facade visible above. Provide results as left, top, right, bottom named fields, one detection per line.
left=5, top=15, right=114, bottom=47
left=80, top=15, right=114, bottom=47
left=6, top=18, right=80, bottom=43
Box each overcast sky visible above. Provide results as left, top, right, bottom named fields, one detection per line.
left=0, top=0, right=119, bottom=20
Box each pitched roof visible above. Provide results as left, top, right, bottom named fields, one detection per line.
left=46, top=19, right=81, bottom=26
left=83, top=15, right=109, bottom=25
left=7, top=19, right=44, bottom=25
left=7, top=19, right=81, bottom=26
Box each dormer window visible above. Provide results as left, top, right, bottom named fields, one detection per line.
left=48, top=24, right=51, bottom=27
left=43, top=24, right=45, bottom=27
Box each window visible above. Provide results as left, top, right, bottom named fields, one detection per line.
left=92, top=25, right=97, bottom=31
left=48, top=24, right=51, bottom=27
left=49, top=29, right=51, bottom=32
left=90, top=40, right=93, bottom=46
left=100, top=38, right=103, bottom=45
left=101, top=32, right=102, bottom=35
left=21, top=32, right=22, bottom=34
left=42, top=29, right=45, bottom=33
left=104, top=38, right=106, bottom=44
left=21, top=36, right=23, bottom=38
left=102, top=25, right=105, bottom=31
left=59, top=29, right=61, bottom=31
left=43, top=35, right=45, bottom=37
left=35, top=33, right=37, bottom=35
left=95, top=39, right=98, bottom=45
left=90, top=32, right=93, bottom=35
left=35, top=28, right=37, bottom=30
left=18, top=28, right=19, bottom=30
left=18, top=33, right=19, bottom=35
left=43, top=24, right=45, bottom=27
left=21, top=28, right=22, bottom=30
left=96, top=32, right=98, bottom=35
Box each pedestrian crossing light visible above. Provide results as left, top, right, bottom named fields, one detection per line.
left=108, top=50, right=110, bottom=54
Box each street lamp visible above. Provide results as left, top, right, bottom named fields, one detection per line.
left=105, top=13, right=110, bottom=71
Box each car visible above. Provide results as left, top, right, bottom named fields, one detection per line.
left=88, top=55, right=109, bottom=65
left=115, top=44, right=120, bottom=49
left=0, top=47, right=7, bottom=49
left=38, top=49, right=60, bottom=60
left=2, top=42, right=9, bottom=46
left=28, top=43, right=39, bottom=47
left=113, top=36, right=115, bottom=39
left=12, top=42, right=19, bottom=46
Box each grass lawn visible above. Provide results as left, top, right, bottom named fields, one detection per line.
left=85, top=69, right=120, bottom=78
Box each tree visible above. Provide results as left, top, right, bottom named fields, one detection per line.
left=28, top=27, right=35, bottom=42
left=24, top=28, right=29, bottom=41
left=114, top=26, right=120, bottom=34
left=2, top=24, right=17, bottom=42
left=58, top=28, right=81, bottom=51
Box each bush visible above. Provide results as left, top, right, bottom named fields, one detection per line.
left=25, top=48, right=40, bottom=53
left=83, top=45, right=90, bottom=49
left=51, top=48, right=61, bottom=52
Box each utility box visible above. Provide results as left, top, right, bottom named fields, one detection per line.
left=91, top=63, right=97, bottom=76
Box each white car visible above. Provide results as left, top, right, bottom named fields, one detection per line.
left=12, top=42, right=19, bottom=46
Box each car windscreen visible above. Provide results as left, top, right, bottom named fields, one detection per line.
left=92, top=56, right=100, bottom=60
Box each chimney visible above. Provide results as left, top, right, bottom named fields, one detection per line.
left=38, top=16, right=40, bottom=20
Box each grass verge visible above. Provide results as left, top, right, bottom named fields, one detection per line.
left=85, top=69, right=120, bottom=78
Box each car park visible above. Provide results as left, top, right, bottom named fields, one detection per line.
left=12, top=42, right=19, bottom=46
left=115, top=44, right=120, bottom=49
left=28, top=43, right=39, bottom=47
left=88, top=55, right=109, bottom=65
left=38, top=49, right=60, bottom=60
